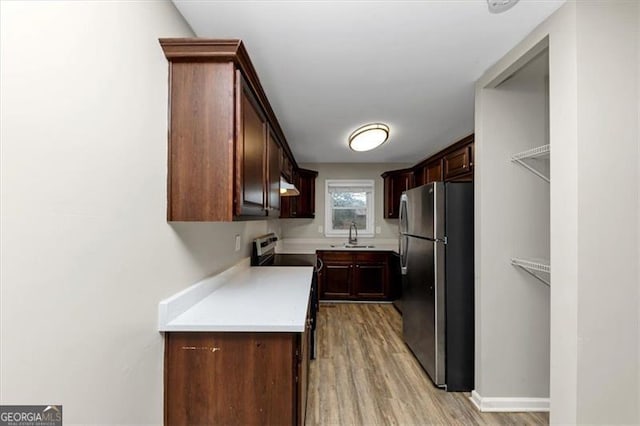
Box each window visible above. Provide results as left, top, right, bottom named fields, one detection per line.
left=325, top=179, right=375, bottom=237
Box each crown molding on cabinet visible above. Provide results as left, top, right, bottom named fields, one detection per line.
left=159, top=38, right=298, bottom=170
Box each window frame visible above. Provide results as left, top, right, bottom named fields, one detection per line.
left=324, top=179, right=375, bottom=238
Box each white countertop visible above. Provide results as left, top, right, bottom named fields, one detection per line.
left=276, top=238, right=399, bottom=254
left=159, top=260, right=313, bottom=333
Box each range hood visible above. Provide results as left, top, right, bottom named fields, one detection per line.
left=280, top=178, right=300, bottom=197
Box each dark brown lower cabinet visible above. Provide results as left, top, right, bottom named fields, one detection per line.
left=354, top=261, right=386, bottom=298
left=317, top=251, right=392, bottom=301
left=320, top=251, right=353, bottom=299
left=164, top=307, right=311, bottom=425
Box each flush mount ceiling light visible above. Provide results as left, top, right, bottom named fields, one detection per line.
left=348, top=123, right=390, bottom=152
left=487, top=0, right=520, bottom=14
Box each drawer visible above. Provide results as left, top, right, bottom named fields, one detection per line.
left=355, top=252, right=388, bottom=263
left=317, top=251, right=353, bottom=262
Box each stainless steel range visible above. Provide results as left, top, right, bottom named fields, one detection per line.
left=251, top=233, right=319, bottom=359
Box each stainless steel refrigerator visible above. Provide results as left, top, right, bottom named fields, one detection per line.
left=399, top=182, right=474, bottom=391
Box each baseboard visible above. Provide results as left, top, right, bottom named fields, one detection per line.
left=319, top=300, right=393, bottom=304
left=470, top=390, right=550, bottom=412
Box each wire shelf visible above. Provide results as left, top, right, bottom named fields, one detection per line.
left=511, top=144, right=550, bottom=161
left=511, top=258, right=550, bottom=286
left=511, top=144, right=550, bottom=183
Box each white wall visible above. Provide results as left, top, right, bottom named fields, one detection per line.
left=575, top=2, right=639, bottom=422
left=280, top=162, right=411, bottom=240
left=475, top=1, right=639, bottom=423
left=0, top=2, right=272, bottom=423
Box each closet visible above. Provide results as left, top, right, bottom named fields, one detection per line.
left=474, top=41, right=550, bottom=407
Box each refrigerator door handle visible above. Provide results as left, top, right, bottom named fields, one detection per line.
left=400, top=235, right=409, bottom=275
left=399, top=194, right=408, bottom=235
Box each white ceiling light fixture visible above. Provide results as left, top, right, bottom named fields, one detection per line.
left=487, top=0, right=520, bottom=14
left=348, top=123, right=390, bottom=152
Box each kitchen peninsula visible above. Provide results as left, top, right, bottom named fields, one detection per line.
left=159, top=261, right=314, bottom=425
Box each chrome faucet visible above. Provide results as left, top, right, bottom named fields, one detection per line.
left=348, top=221, right=358, bottom=245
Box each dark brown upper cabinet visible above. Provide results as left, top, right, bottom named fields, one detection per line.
left=425, top=159, right=444, bottom=184
left=267, top=127, right=282, bottom=216
left=280, top=168, right=318, bottom=219
left=381, top=169, right=414, bottom=219
left=237, top=74, right=268, bottom=216
left=414, top=159, right=443, bottom=186
left=444, top=144, right=472, bottom=180
left=281, top=153, right=294, bottom=183
left=279, top=169, right=298, bottom=219
left=382, top=134, right=474, bottom=207
left=160, top=38, right=304, bottom=221
left=294, top=168, right=318, bottom=218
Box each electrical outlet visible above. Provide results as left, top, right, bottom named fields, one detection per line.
left=376, top=226, right=381, bottom=234
left=235, top=234, right=241, bottom=252
left=318, top=226, right=323, bottom=233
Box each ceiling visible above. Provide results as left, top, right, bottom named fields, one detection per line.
left=172, top=0, right=564, bottom=163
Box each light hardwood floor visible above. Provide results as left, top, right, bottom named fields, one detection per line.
left=305, top=303, right=548, bottom=426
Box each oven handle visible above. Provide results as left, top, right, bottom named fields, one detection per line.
left=316, top=257, right=324, bottom=273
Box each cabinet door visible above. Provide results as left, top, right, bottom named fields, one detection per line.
left=279, top=193, right=296, bottom=218
left=282, top=153, right=294, bottom=182
left=165, top=332, right=295, bottom=425
left=236, top=73, right=267, bottom=216
left=426, top=159, right=443, bottom=184
left=297, top=303, right=311, bottom=426
left=267, top=129, right=281, bottom=216
left=413, top=166, right=426, bottom=187
left=398, top=171, right=414, bottom=194
left=443, top=145, right=472, bottom=180
left=383, top=175, right=396, bottom=219
left=166, top=62, right=236, bottom=221
left=295, top=168, right=318, bottom=218
left=383, top=170, right=414, bottom=219
left=353, top=253, right=388, bottom=299
left=280, top=169, right=298, bottom=218
left=319, top=252, right=353, bottom=300
left=322, top=262, right=352, bottom=299
left=280, top=167, right=318, bottom=219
